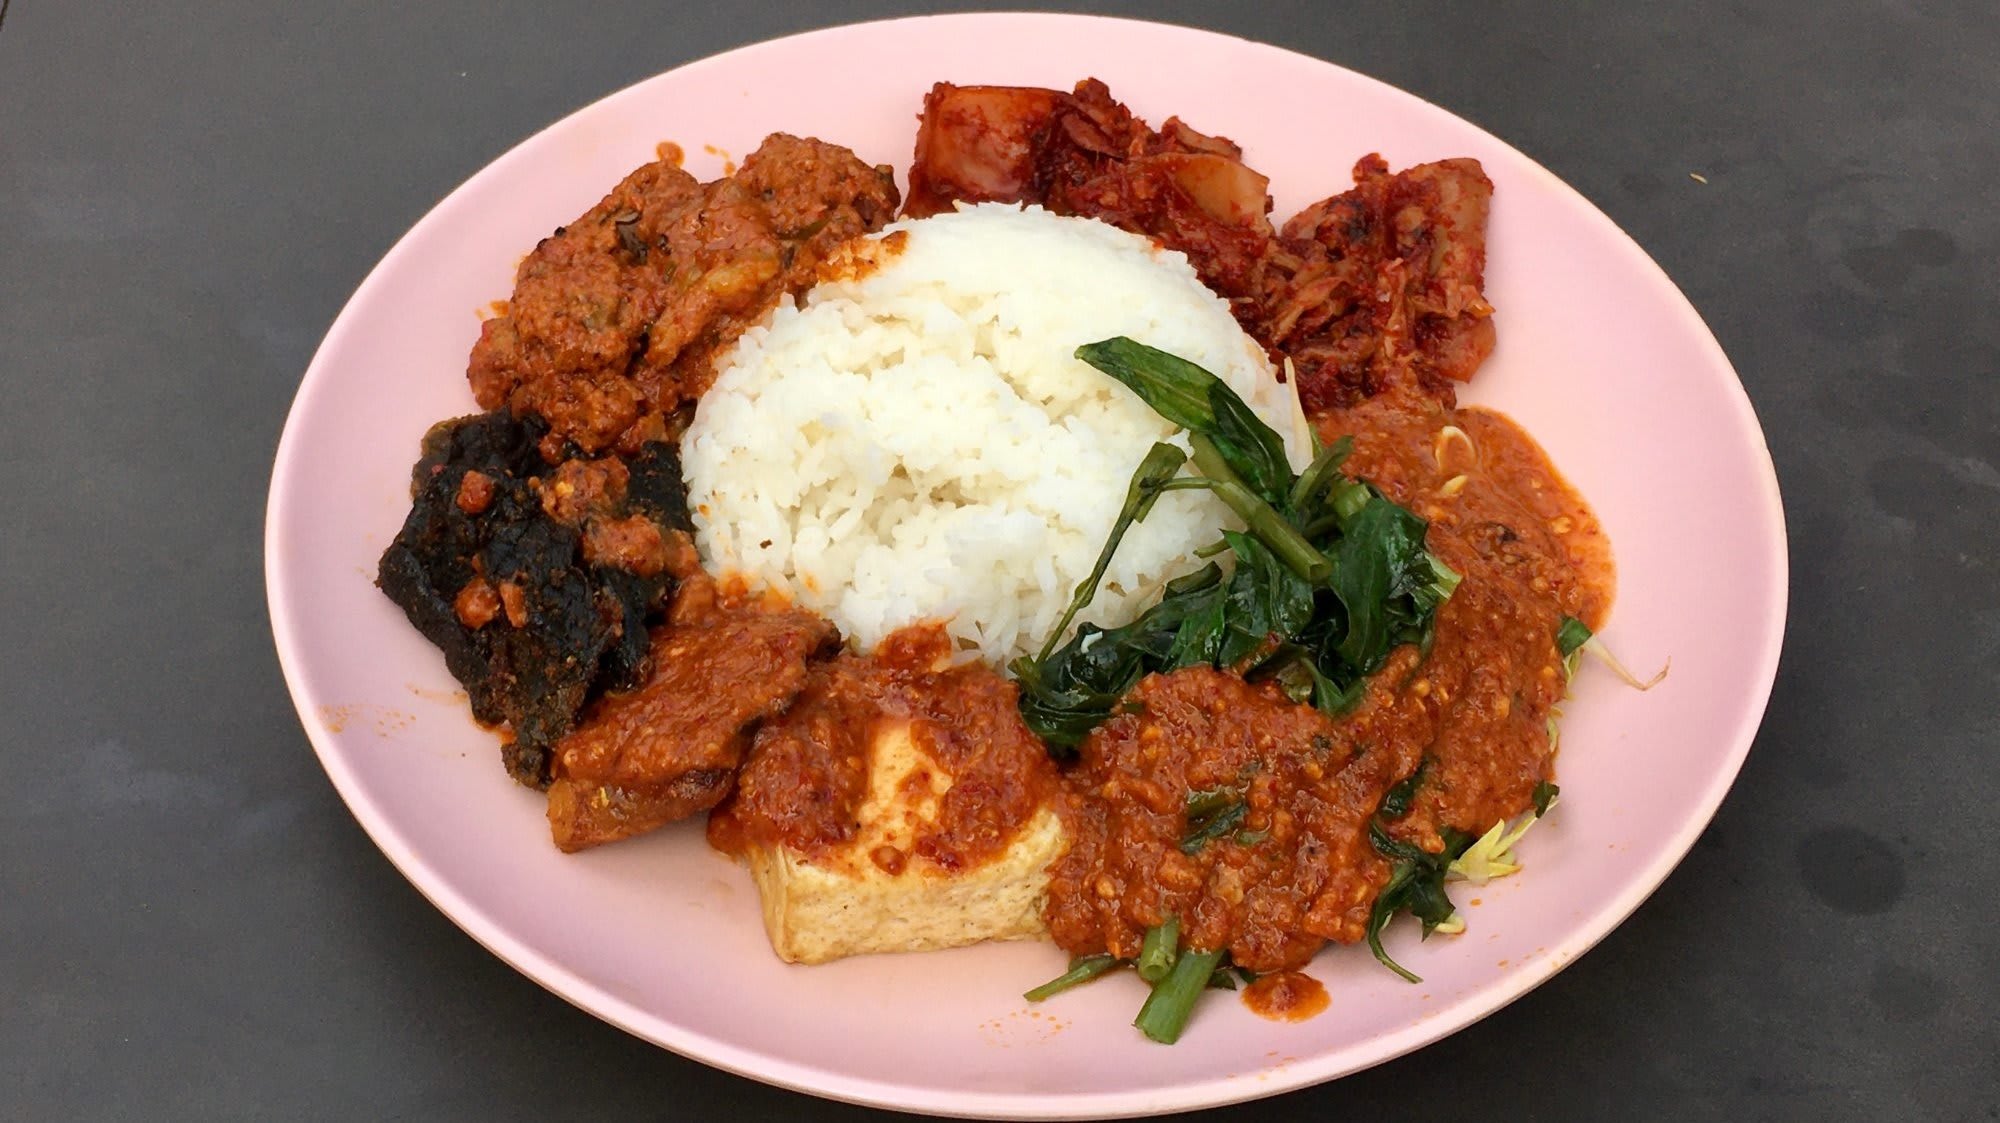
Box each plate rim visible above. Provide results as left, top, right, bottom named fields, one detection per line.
left=264, top=12, right=1790, bottom=1117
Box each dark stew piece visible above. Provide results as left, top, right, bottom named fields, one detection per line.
left=375, top=410, right=692, bottom=787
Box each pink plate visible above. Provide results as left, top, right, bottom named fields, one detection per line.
left=265, top=14, right=1787, bottom=1117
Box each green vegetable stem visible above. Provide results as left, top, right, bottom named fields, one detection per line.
left=1011, top=337, right=1460, bottom=752
left=1022, top=954, right=1120, bottom=1002
left=1134, top=945, right=1228, bottom=1045
left=1135, top=915, right=1181, bottom=983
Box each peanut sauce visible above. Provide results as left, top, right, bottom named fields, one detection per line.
left=1042, top=398, right=1614, bottom=972
left=1242, top=971, right=1329, bottom=1022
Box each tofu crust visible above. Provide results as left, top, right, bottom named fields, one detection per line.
left=740, top=720, right=1066, bottom=964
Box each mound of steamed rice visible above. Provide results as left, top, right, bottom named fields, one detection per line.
left=681, top=203, right=1310, bottom=664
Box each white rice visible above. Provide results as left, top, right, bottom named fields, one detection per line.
left=682, top=203, right=1311, bottom=664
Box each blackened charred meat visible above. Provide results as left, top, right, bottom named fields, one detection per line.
left=385, top=133, right=890, bottom=799
left=375, top=410, right=694, bottom=788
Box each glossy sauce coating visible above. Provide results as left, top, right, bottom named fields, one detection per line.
left=1339, top=400, right=1612, bottom=850
left=903, top=81, right=1497, bottom=412
left=545, top=573, right=835, bottom=853
left=710, top=624, right=1063, bottom=873
left=1046, top=666, right=1407, bottom=969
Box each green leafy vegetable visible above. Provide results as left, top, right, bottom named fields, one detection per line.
left=1132, top=919, right=1230, bottom=1042
left=1179, top=800, right=1249, bottom=855
left=1374, top=776, right=1562, bottom=973
left=1186, top=435, right=1331, bottom=583
left=1075, top=337, right=1226, bottom=434
left=1206, top=383, right=1294, bottom=505
left=1556, top=615, right=1592, bottom=679
left=1214, top=532, right=1316, bottom=668
left=1363, top=760, right=1475, bottom=983
left=1030, top=922, right=1242, bottom=1042
left=1365, top=833, right=1476, bottom=983
left=1555, top=615, right=1593, bottom=656
left=1011, top=338, right=1461, bottom=751
left=1287, top=434, right=1353, bottom=513
left=1183, top=786, right=1242, bottom=820
left=1331, top=500, right=1461, bottom=669
left=1023, top=954, right=1120, bottom=1002
left=1181, top=786, right=1252, bottom=854
left=1376, top=758, right=1430, bottom=820
left=1034, top=442, right=1189, bottom=666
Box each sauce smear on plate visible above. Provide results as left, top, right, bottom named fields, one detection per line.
left=1243, top=971, right=1330, bottom=1022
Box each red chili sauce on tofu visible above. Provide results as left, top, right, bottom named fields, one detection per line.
left=709, top=624, right=1064, bottom=873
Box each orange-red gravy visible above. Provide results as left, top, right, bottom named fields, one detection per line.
left=1243, top=971, right=1330, bottom=1022
left=1042, top=399, right=1613, bottom=971
left=545, top=568, right=834, bottom=853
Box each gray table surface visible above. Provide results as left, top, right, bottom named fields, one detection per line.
left=4, top=1, right=1994, bottom=1119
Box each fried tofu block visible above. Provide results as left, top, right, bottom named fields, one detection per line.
left=744, top=720, right=1065, bottom=964
left=710, top=625, right=1069, bottom=964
